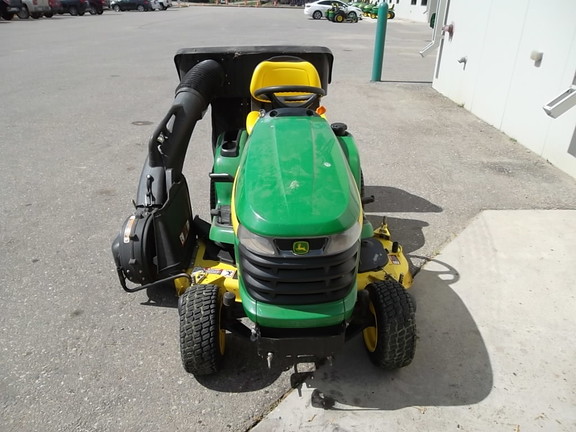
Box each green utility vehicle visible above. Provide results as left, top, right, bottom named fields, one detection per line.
left=112, top=46, right=416, bottom=377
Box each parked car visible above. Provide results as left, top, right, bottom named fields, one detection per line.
left=87, top=0, right=104, bottom=14
left=156, top=0, right=170, bottom=9
left=304, top=0, right=362, bottom=21
left=58, top=0, right=88, bottom=15
left=44, top=0, right=61, bottom=16
left=17, top=0, right=50, bottom=18
left=0, top=0, right=22, bottom=20
left=111, top=0, right=152, bottom=11
left=150, top=0, right=169, bottom=10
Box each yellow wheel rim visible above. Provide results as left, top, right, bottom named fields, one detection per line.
left=362, top=303, right=378, bottom=352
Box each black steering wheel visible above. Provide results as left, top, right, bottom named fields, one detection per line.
left=254, top=85, right=326, bottom=109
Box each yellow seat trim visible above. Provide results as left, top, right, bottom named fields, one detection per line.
left=246, top=110, right=260, bottom=135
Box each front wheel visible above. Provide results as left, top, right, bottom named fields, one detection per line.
left=113, top=4, right=120, bottom=11
left=179, top=284, right=226, bottom=376
left=137, top=4, right=144, bottom=11
left=69, top=6, right=78, bottom=15
left=362, top=280, right=416, bottom=369
left=312, top=10, right=321, bottom=20
left=89, top=5, right=97, bottom=14
left=387, top=10, right=395, bottom=19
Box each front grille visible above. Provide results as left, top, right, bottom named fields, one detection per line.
left=238, top=243, right=358, bottom=305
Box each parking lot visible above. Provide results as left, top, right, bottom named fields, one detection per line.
left=2, top=6, right=576, bottom=432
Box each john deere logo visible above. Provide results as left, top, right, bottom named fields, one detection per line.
left=293, top=241, right=309, bottom=255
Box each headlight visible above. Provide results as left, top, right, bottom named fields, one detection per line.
left=238, top=222, right=361, bottom=257
left=238, top=225, right=276, bottom=256
left=324, top=222, right=361, bottom=255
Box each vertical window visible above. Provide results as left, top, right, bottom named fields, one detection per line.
left=411, top=0, right=417, bottom=5
left=421, top=0, right=428, bottom=5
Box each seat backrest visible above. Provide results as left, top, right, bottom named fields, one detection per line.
left=249, top=56, right=322, bottom=105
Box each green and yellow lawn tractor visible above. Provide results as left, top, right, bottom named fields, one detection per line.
left=112, top=46, right=416, bottom=377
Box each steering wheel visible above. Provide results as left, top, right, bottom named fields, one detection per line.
left=254, top=85, right=326, bottom=109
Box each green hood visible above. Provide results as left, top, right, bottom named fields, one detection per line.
left=234, top=114, right=361, bottom=237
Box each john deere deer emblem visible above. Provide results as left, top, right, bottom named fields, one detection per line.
left=292, top=241, right=309, bottom=255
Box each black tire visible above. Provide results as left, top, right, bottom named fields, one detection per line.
left=1, top=11, right=15, bottom=19
left=137, top=4, right=144, bottom=11
left=17, top=6, right=30, bottom=19
left=179, top=284, right=226, bottom=376
left=334, top=11, right=345, bottom=22
left=387, top=10, right=395, bottom=19
left=89, top=5, right=97, bottom=14
left=97, top=9, right=103, bottom=14
left=312, top=10, right=321, bottom=20
left=78, top=10, right=85, bottom=15
left=362, top=280, right=416, bottom=369
left=348, top=11, right=357, bottom=21
left=113, top=4, right=120, bottom=11
left=69, top=6, right=78, bottom=15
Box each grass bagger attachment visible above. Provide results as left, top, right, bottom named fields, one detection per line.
left=112, top=46, right=417, bottom=377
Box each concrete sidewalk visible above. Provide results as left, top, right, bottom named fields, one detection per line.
left=252, top=210, right=576, bottom=431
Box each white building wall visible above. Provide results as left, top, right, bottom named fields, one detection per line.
left=386, top=0, right=430, bottom=23
left=431, top=0, right=576, bottom=179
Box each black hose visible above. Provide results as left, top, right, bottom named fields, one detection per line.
left=137, top=59, right=225, bottom=207
left=176, top=59, right=224, bottom=99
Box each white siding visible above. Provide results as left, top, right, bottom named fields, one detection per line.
left=432, top=0, right=576, bottom=179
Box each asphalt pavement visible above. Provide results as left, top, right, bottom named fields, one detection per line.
left=1, top=6, right=576, bottom=432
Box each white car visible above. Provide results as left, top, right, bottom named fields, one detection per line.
left=304, top=0, right=362, bottom=21
left=150, top=0, right=170, bottom=9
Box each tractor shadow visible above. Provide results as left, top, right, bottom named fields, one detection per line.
left=303, top=257, right=493, bottom=410
left=363, top=185, right=442, bottom=266
left=194, top=334, right=294, bottom=392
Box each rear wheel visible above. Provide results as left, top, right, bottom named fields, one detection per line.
left=312, top=10, right=321, bottom=20
left=17, top=6, right=30, bottom=19
left=89, top=5, right=97, bottom=14
left=69, top=6, right=78, bottom=15
left=387, top=10, right=395, bottom=19
left=362, top=280, right=416, bottom=369
left=179, top=284, right=226, bottom=376
left=137, top=4, right=144, bottom=11
left=113, top=4, right=120, bottom=11
left=334, top=11, right=345, bottom=22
